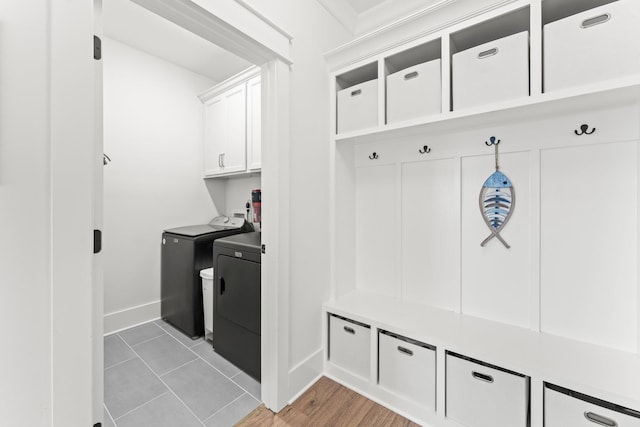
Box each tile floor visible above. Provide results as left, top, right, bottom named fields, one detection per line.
left=104, top=320, right=261, bottom=427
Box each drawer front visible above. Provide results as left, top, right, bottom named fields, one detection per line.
left=387, top=59, right=442, bottom=123
left=337, top=79, right=379, bottom=134
left=329, top=314, right=371, bottom=379
left=544, top=1, right=640, bottom=92
left=446, top=353, right=529, bottom=427
left=378, top=331, right=436, bottom=409
left=453, top=31, right=529, bottom=110
left=545, top=386, right=640, bottom=427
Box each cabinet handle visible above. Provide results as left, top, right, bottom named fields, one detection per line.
left=343, top=326, right=355, bottom=334
left=404, top=71, right=419, bottom=80
left=351, top=89, right=362, bottom=97
left=218, top=154, right=222, bottom=168
left=397, top=346, right=414, bottom=356
left=471, top=371, right=494, bottom=383
left=221, top=153, right=225, bottom=168
left=584, top=412, right=617, bottom=427
left=478, top=47, right=498, bottom=59
left=581, top=13, right=610, bottom=29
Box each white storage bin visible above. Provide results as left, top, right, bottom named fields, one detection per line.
left=337, top=79, right=378, bottom=134
left=386, top=59, right=441, bottom=123
left=200, top=268, right=214, bottom=341
left=378, top=331, right=436, bottom=409
left=545, top=384, right=640, bottom=427
left=328, top=314, right=371, bottom=379
left=446, top=353, right=529, bottom=427
left=544, top=1, right=640, bottom=92
left=452, top=31, right=529, bottom=110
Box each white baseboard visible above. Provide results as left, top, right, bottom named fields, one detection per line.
left=104, top=300, right=161, bottom=335
left=288, top=348, right=324, bottom=403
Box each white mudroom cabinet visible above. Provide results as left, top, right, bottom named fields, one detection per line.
left=324, top=0, right=640, bottom=426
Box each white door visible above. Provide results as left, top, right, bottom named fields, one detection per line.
left=93, top=0, right=105, bottom=424
left=222, top=84, right=248, bottom=173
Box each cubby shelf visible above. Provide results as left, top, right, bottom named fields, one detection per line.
left=324, top=290, right=640, bottom=410
left=334, top=71, right=640, bottom=144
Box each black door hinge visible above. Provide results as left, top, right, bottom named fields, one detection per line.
left=94, top=229, right=102, bottom=254
left=93, top=35, right=102, bottom=60
left=261, top=244, right=266, bottom=254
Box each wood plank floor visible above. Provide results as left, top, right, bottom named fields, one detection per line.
left=236, top=376, right=420, bottom=427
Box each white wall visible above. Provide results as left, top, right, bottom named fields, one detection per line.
left=0, top=2, right=52, bottom=425
left=220, top=174, right=261, bottom=219
left=238, top=0, right=353, bottom=398
left=103, top=38, right=220, bottom=333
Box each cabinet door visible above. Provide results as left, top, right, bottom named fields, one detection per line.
left=246, top=75, right=261, bottom=171
left=220, top=84, right=247, bottom=174
left=203, top=96, right=225, bottom=176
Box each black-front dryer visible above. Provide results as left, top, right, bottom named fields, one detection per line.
left=212, top=231, right=261, bottom=381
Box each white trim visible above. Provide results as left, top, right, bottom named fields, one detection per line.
left=233, top=0, right=294, bottom=40
left=198, top=65, right=260, bottom=102
left=287, top=349, right=324, bottom=403
left=103, top=301, right=161, bottom=335
left=132, top=0, right=292, bottom=65
left=50, top=0, right=95, bottom=425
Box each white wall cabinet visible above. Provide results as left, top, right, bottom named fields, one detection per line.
left=200, top=67, right=261, bottom=178
left=325, top=0, right=640, bottom=426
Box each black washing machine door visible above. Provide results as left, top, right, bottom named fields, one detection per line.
left=216, top=255, right=261, bottom=334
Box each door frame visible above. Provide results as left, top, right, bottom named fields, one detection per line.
left=50, top=1, right=292, bottom=424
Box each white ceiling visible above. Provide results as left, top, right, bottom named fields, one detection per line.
left=319, top=0, right=453, bottom=35
left=346, top=0, right=389, bottom=14
left=102, top=0, right=253, bottom=83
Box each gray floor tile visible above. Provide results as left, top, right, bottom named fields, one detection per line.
left=191, top=342, right=241, bottom=378
left=132, top=334, right=198, bottom=376
left=156, top=319, right=204, bottom=348
left=116, top=392, right=202, bottom=427
left=204, top=393, right=261, bottom=427
left=231, top=371, right=261, bottom=401
left=103, top=406, right=116, bottom=427
left=104, top=334, right=135, bottom=369
left=161, top=359, right=244, bottom=421
left=119, top=322, right=166, bottom=346
left=104, top=357, right=167, bottom=419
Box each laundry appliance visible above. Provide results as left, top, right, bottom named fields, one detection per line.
left=212, top=231, right=261, bottom=381
left=161, top=216, right=253, bottom=338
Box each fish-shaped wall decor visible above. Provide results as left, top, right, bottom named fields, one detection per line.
left=479, top=137, right=514, bottom=248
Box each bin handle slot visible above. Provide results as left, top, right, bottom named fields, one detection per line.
left=478, top=48, right=498, bottom=59
left=220, top=277, right=225, bottom=295
left=581, top=13, right=611, bottom=29
left=343, top=326, right=355, bottom=334
left=584, top=412, right=617, bottom=427
left=404, top=71, right=419, bottom=80
left=351, top=89, right=362, bottom=97
left=397, top=346, right=414, bottom=356
left=471, top=371, right=494, bottom=383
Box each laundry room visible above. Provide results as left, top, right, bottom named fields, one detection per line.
left=101, top=0, right=261, bottom=334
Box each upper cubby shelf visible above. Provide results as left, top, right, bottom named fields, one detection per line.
left=330, top=0, right=639, bottom=143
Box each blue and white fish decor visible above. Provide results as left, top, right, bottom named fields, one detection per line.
left=479, top=136, right=514, bottom=249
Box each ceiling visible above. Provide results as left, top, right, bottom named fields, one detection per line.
left=319, top=0, right=454, bottom=35
left=102, top=0, right=253, bottom=83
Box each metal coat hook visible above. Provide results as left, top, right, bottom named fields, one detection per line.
left=103, top=153, right=111, bottom=166
left=369, top=152, right=378, bottom=160
left=419, top=145, right=431, bottom=154
left=484, top=136, right=501, bottom=170
left=574, top=124, right=596, bottom=136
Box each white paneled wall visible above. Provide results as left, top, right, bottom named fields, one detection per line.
left=461, top=151, right=531, bottom=328
left=540, top=141, right=638, bottom=352
left=348, top=103, right=640, bottom=353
